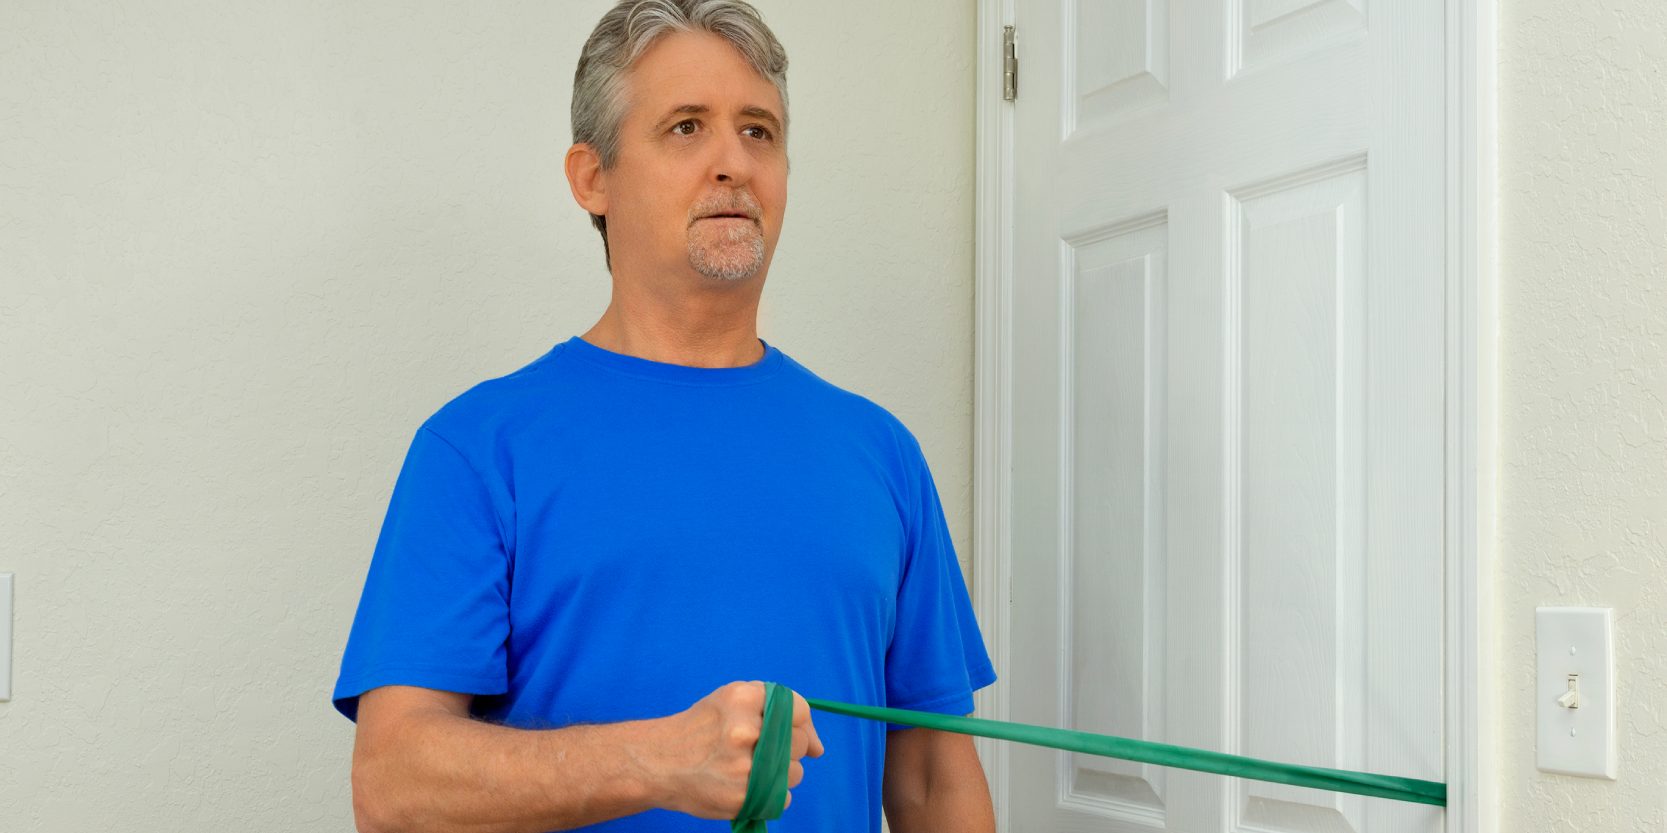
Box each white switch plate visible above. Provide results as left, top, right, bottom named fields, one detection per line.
left=1536, top=606, right=1615, bottom=778
left=0, top=573, right=11, bottom=701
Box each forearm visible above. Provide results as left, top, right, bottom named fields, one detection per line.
left=353, top=708, right=667, bottom=833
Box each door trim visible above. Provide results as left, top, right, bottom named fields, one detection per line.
left=1443, top=0, right=1499, bottom=831
left=971, top=0, right=1016, bottom=829
left=969, top=4, right=1497, bottom=832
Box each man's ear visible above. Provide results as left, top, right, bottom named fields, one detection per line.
left=564, top=143, right=608, bottom=217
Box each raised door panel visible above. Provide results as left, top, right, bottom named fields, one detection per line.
left=1063, top=217, right=1169, bottom=825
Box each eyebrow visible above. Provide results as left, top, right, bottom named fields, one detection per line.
left=656, top=104, right=784, bottom=135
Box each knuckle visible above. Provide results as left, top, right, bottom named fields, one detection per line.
left=727, top=723, right=759, bottom=746
left=723, top=681, right=764, bottom=708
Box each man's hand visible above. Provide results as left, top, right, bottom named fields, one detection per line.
left=650, top=681, right=826, bottom=819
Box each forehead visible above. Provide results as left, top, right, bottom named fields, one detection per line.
left=623, top=30, right=783, bottom=124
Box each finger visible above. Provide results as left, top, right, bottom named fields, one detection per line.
left=805, top=717, right=825, bottom=758
left=783, top=790, right=793, bottom=811
left=787, top=759, right=804, bottom=789
left=787, top=693, right=825, bottom=756
left=789, top=720, right=822, bottom=755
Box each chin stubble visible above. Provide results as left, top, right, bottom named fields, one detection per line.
left=687, top=220, right=766, bottom=282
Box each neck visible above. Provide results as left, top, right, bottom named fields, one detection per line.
left=582, top=264, right=766, bottom=368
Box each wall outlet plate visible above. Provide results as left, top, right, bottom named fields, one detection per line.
left=1536, top=606, right=1615, bottom=779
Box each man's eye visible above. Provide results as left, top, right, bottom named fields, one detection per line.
left=744, top=126, right=773, bottom=141
left=672, top=120, right=698, bottom=135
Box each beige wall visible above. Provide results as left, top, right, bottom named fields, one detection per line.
left=1498, top=0, right=1667, bottom=830
left=0, top=1, right=974, bottom=828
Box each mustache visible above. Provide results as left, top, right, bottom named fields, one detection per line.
left=688, top=194, right=762, bottom=224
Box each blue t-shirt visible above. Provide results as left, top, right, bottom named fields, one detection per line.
left=332, top=335, right=996, bottom=832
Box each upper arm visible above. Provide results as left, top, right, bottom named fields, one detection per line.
left=330, top=426, right=514, bottom=723
left=349, top=686, right=473, bottom=831
left=881, top=722, right=985, bottom=804
left=359, top=684, right=472, bottom=722
left=353, top=685, right=472, bottom=761
left=881, top=434, right=996, bottom=715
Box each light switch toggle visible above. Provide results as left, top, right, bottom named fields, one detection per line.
left=1556, top=674, right=1580, bottom=709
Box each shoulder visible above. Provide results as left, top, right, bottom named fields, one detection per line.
left=414, top=342, right=572, bottom=454
left=775, top=350, right=930, bottom=468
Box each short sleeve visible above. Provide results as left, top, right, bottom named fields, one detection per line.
left=883, top=439, right=997, bottom=731
left=331, top=425, right=512, bottom=721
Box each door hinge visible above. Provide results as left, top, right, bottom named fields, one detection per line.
left=1002, top=25, right=1018, bottom=102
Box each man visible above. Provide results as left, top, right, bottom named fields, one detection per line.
left=332, top=2, right=997, bottom=831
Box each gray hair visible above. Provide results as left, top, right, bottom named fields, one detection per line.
left=572, top=0, right=790, bottom=268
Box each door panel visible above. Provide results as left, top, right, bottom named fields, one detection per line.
left=1070, top=0, right=1168, bottom=129
left=1233, top=163, right=1367, bottom=833
left=1063, top=218, right=1168, bottom=819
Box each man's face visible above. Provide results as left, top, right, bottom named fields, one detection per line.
left=603, top=31, right=788, bottom=283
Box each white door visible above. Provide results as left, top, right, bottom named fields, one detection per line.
left=1008, top=2, right=1447, bottom=832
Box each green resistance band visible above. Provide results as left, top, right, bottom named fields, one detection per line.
left=732, top=682, right=797, bottom=833
left=734, top=684, right=1446, bottom=831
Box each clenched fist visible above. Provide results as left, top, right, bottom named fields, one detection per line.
left=649, top=681, right=826, bottom=819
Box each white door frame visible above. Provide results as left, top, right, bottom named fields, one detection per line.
left=968, top=3, right=1498, bottom=832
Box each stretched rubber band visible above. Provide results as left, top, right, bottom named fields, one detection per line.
left=733, top=684, right=1446, bottom=830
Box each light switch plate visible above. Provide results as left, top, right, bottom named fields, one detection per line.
left=1536, top=606, right=1615, bottom=778
left=0, top=573, right=11, bottom=701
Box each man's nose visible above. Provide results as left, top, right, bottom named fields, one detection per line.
left=711, top=129, right=756, bottom=185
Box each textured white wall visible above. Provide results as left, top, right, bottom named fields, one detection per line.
left=1498, top=0, right=1667, bottom=830
left=0, top=1, right=974, bottom=828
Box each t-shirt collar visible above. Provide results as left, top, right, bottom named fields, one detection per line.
left=560, top=334, right=785, bottom=386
